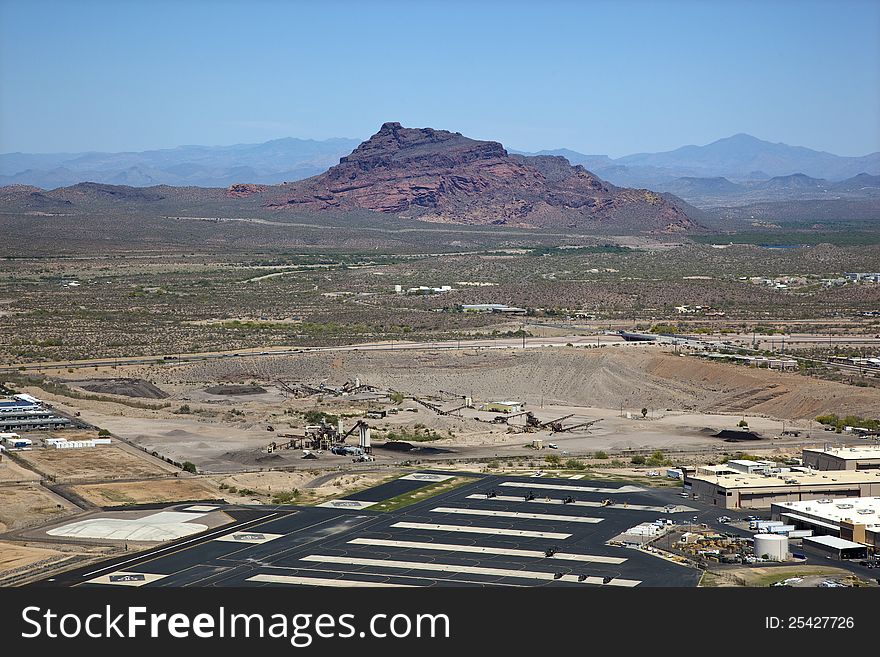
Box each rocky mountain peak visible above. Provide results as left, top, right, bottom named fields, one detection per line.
left=270, top=123, right=700, bottom=233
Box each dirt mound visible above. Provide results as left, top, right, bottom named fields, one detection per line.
left=73, top=378, right=168, bottom=399
left=204, top=384, right=267, bottom=395
left=173, top=347, right=880, bottom=420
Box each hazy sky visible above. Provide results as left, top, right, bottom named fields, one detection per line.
left=1, top=0, right=879, bottom=156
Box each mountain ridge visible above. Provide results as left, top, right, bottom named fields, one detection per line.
left=0, top=122, right=704, bottom=235
left=263, top=122, right=700, bottom=233
left=5, top=132, right=877, bottom=191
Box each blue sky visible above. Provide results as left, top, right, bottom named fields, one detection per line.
left=1, top=0, right=878, bottom=156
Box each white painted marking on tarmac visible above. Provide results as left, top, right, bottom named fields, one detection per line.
left=260, top=565, right=526, bottom=587
left=215, top=531, right=284, bottom=544
left=430, top=506, right=602, bottom=524
left=317, top=499, right=377, bottom=509
left=500, top=481, right=645, bottom=494
left=348, top=538, right=627, bottom=564
left=248, top=574, right=416, bottom=587
left=183, top=505, right=218, bottom=512
left=569, top=475, right=585, bottom=480
left=300, top=555, right=640, bottom=587
left=399, top=473, right=453, bottom=482
left=86, top=571, right=167, bottom=587
left=391, top=521, right=571, bottom=539
left=468, top=494, right=680, bottom=512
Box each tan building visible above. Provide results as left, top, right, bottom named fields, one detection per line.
left=802, top=446, right=880, bottom=471
left=684, top=469, right=880, bottom=510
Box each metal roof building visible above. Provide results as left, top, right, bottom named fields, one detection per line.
left=803, top=446, right=880, bottom=471
left=685, top=469, right=880, bottom=509
left=771, top=496, right=880, bottom=548
left=802, top=535, right=868, bottom=560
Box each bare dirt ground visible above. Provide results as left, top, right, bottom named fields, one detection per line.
left=14, top=445, right=177, bottom=483
left=0, top=484, right=76, bottom=533
left=0, top=539, right=115, bottom=585
left=157, top=345, right=880, bottom=419
left=18, top=345, right=879, bottom=473
left=211, top=470, right=398, bottom=504
left=71, top=478, right=219, bottom=506
left=0, top=541, right=64, bottom=575
left=0, top=458, right=42, bottom=484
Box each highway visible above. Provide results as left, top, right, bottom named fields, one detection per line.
left=2, top=329, right=876, bottom=378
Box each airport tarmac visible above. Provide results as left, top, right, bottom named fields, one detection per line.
left=36, top=473, right=703, bottom=588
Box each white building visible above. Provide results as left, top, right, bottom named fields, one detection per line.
left=726, top=459, right=777, bottom=475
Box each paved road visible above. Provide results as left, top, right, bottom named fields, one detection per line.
left=4, top=327, right=873, bottom=380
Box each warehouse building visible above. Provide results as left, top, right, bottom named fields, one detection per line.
left=0, top=395, right=70, bottom=431
left=770, top=497, right=880, bottom=548
left=697, top=464, right=739, bottom=476
left=802, top=535, right=869, bottom=560
left=802, top=446, right=880, bottom=471
left=684, top=469, right=880, bottom=510
left=726, top=459, right=777, bottom=475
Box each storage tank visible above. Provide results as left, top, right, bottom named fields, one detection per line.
left=358, top=424, right=371, bottom=450
left=754, top=534, right=789, bottom=561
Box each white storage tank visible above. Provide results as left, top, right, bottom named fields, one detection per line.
left=754, top=534, right=789, bottom=561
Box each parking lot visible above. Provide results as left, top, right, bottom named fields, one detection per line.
left=40, top=472, right=703, bottom=588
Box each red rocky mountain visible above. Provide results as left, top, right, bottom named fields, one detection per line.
left=267, top=122, right=701, bottom=232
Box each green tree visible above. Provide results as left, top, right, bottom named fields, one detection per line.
left=646, top=450, right=669, bottom=466
left=182, top=461, right=197, bottom=474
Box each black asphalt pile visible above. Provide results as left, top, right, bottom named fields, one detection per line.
left=73, top=378, right=169, bottom=399
left=714, top=429, right=762, bottom=442
left=376, top=441, right=453, bottom=454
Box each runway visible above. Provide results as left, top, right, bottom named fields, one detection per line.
left=36, top=472, right=702, bottom=588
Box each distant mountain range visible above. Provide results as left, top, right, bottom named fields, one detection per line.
left=515, top=134, right=880, bottom=206
left=610, top=133, right=879, bottom=180
left=3, top=132, right=879, bottom=210
left=0, top=123, right=704, bottom=235
left=0, top=137, right=361, bottom=189
left=653, top=172, right=880, bottom=207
